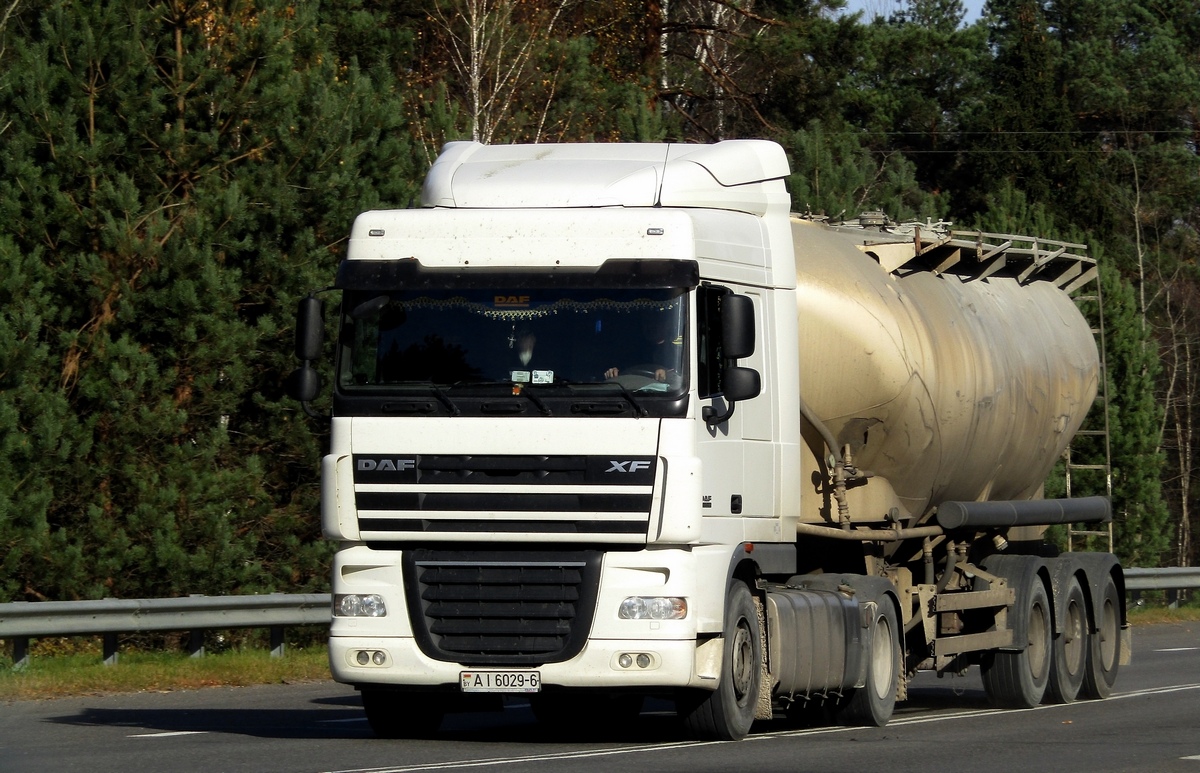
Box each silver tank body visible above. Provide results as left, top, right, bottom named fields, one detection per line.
left=793, top=219, right=1099, bottom=525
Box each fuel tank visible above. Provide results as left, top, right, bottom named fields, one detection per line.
left=793, top=218, right=1100, bottom=525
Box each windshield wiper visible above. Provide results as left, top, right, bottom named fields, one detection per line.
left=518, top=385, right=553, bottom=416
left=608, top=382, right=648, bottom=418
left=428, top=384, right=461, bottom=416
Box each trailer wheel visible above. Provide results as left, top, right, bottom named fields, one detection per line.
left=982, top=576, right=1051, bottom=708
left=837, top=599, right=899, bottom=727
left=1046, top=575, right=1088, bottom=703
left=1081, top=572, right=1122, bottom=699
left=679, top=581, right=761, bottom=741
left=361, top=689, right=445, bottom=738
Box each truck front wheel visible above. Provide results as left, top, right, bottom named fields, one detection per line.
left=981, top=577, right=1051, bottom=708
left=679, top=582, right=762, bottom=741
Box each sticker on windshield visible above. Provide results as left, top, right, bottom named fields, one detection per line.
left=532, top=370, right=554, bottom=384
left=511, top=370, right=531, bottom=383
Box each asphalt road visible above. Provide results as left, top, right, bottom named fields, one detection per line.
left=2, top=622, right=1198, bottom=773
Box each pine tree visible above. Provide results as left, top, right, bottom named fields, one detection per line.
left=1099, top=261, right=1172, bottom=566
left=0, top=0, right=421, bottom=601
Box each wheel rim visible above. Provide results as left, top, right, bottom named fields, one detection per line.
left=1029, top=597, right=1049, bottom=677
left=731, top=616, right=755, bottom=704
left=1098, top=596, right=1118, bottom=670
left=1064, top=592, right=1086, bottom=674
left=869, top=612, right=895, bottom=697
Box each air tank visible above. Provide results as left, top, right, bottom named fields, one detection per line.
left=793, top=218, right=1100, bottom=526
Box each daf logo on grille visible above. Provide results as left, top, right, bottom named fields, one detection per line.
left=358, top=458, right=416, bottom=471
left=606, top=460, right=652, bottom=473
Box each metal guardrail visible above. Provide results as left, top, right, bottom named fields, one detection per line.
left=1124, top=567, right=1200, bottom=591
left=1, top=569, right=1196, bottom=670
left=0, top=593, right=331, bottom=668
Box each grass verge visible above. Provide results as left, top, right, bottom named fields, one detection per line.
left=0, top=647, right=331, bottom=701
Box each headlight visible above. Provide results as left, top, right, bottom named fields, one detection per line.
left=334, top=593, right=387, bottom=617
left=619, top=596, right=687, bottom=620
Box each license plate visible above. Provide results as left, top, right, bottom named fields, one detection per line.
left=460, top=670, right=542, bottom=693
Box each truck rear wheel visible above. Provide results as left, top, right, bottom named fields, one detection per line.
left=360, top=689, right=445, bottom=738
left=836, top=599, right=899, bottom=726
left=1046, top=575, right=1088, bottom=703
left=1080, top=572, right=1121, bottom=699
left=679, top=582, right=761, bottom=741
left=982, top=577, right=1051, bottom=708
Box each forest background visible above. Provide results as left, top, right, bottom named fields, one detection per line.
left=0, top=0, right=1197, bottom=603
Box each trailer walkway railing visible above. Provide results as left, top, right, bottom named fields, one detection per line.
left=1, top=569, right=1197, bottom=669
left=0, top=593, right=331, bottom=668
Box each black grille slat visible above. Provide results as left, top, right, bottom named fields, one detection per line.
left=356, top=492, right=652, bottom=512
left=426, top=601, right=576, bottom=619
left=431, top=619, right=572, bottom=636
left=439, top=636, right=564, bottom=654
left=359, top=518, right=647, bottom=534
left=423, top=584, right=580, bottom=602
left=418, top=566, right=582, bottom=584
left=404, top=549, right=601, bottom=665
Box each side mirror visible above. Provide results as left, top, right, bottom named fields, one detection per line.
left=722, top=294, right=755, bottom=360
left=722, top=366, right=760, bottom=402
left=286, top=364, right=322, bottom=403
left=289, top=294, right=327, bottom=417
left=295, top=296, right=325, bottom=361
left=703, top=292, right=761, bottom=428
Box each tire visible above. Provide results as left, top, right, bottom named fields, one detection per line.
left=1046, top=575, right=1088, bottom=704
left=360, top=689, right=445, bottom=738
left=1081, top=572, right=1122, bottom=699
left=837, top=599, right=900, bottom=727
left=679, top=582, right=762, bottom=741
left=982, top=576, right=1051, bottom=708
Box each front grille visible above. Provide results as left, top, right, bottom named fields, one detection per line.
left=404, top=548, right=601, bottom=665
left=354, top=454, right=657, bottom=541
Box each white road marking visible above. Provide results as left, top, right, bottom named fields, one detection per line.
left=1156, top=647, right=1200, bottom=653
left=128, top=730, right=209, bottom=738
left=321, top=682, right=1200, bottom=773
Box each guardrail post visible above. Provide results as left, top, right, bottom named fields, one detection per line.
left=102, top=633, right=119, bottom=666
left=269, top=626, right=285, bottom=658
left=10, top=636, right=30, bottom=670
left=188, top=629, right=205, bottom=658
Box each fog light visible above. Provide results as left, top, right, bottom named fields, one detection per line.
left=372, top=651, right=386, bottom=666
left=356, top=650, right=370, bottom=665
left=619, top=653, right=633, bottom=668
left=618, top=596, right=687, bottom=620
left=334, top=594, right=387, bottom=617
left=636, top=653, right=651, bottom=669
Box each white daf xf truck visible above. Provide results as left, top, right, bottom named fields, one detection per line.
left=287, top=140, right=1125, bottom=740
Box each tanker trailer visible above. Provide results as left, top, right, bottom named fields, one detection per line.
left=773, top=214, right=1125, bottom=723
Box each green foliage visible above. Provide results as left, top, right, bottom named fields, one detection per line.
left=0, top=0, right=421, bottom=601
left=1098, top=261, right=1171, bottom=566
left=783, top=120, right=948, bottom=221
left=1, top=0, right=1194, bottom=605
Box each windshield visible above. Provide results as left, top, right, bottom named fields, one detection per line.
left=338, top=287, right=687, bottom=396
